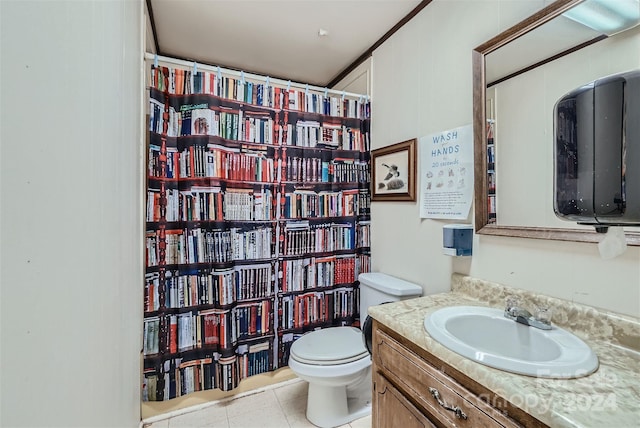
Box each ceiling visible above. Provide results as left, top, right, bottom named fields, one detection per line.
left=485, top=14, right=603, bottom=84
left=147, top=0, right=427, bottom=88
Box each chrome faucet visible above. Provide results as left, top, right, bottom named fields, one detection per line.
left=504, top=297, right=552, bottom=330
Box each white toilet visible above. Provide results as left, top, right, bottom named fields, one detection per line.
left=288, top=272, right=423, bottom=428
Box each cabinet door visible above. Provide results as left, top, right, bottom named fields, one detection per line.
left=373, top=371, right=437, bottom=428
left=373, top=326, right=523, bottom=428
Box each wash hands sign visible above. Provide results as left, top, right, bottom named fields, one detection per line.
left=419, top=124, right=473, bottom=219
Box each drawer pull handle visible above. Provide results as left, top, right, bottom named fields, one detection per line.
left=428, top=387, right=468, bottom=420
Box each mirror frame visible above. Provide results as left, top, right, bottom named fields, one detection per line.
left=472, top=0, right=640, bottom=246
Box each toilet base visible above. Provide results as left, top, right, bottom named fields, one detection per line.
left=306, top=382, right=372, bottom=428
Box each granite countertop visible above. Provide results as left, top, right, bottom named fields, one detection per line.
left=368, top=274, right=640, bottom=428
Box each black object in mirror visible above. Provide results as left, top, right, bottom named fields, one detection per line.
left=554, top=70, right=640, bottom=231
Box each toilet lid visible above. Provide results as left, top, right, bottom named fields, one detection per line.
left=290, top=327, right=369, bottom=365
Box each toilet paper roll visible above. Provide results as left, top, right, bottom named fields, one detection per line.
left=597, top=227, right=627, bottom=259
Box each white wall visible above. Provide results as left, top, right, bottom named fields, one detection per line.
left=332, top=57, right=372, bottom=96
left=0, top=1, right=144, bottom=427
left=494, top=26, right=640, bottom=229
left=145, top=1, right=157, bottom=55
left=370, top=0, right=640, bottom=317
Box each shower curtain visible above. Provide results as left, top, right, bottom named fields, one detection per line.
left=143, top=61, right=371, bottom=401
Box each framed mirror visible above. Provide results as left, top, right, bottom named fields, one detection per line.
left=472, top=0, right=640, bottom=245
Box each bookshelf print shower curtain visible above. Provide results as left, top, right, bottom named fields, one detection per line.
left=143, top=63, right=371, bottom=401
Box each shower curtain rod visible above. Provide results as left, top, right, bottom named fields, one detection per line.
left=144, top=52, right=369, bottom=100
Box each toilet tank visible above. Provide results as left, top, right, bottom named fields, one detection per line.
left=358, top=272, right=423, bottom=319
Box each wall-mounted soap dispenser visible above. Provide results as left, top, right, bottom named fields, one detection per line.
left=554, top=69, right=640, bottom=232
left=443, top=224, right=473, bottom=256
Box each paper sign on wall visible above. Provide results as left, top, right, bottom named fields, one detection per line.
left=419, top=125, right=473, bottom=219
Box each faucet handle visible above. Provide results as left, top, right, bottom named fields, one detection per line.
left=534, top=306, right=552, bottom=325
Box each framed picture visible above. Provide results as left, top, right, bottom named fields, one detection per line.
left=371, top=138, right=417, bottom=202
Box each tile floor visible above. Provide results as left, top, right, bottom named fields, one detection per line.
left=144, top=378, right=372, bottom=428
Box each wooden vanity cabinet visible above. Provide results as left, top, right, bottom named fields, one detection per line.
left=372, top=320, right=546, bottom=428
left=373, top=373, right=438, bottom=428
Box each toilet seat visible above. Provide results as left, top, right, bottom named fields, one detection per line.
left=290, top=326, right=369, bottom=366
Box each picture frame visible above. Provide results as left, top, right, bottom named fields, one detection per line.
left=371, top=138, right=417, bottom=202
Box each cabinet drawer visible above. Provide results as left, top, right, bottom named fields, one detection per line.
left=374, top=328, right=521, bottom=428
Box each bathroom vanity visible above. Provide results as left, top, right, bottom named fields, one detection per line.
left=372, top=321, right=531, bottom=427
left=369, top=274, right=640, bottom=428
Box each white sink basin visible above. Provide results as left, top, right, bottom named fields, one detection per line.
left=424, top=306, right=598, bottom=378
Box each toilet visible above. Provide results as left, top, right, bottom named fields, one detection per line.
left=288, top=272, right=423, bottom=428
